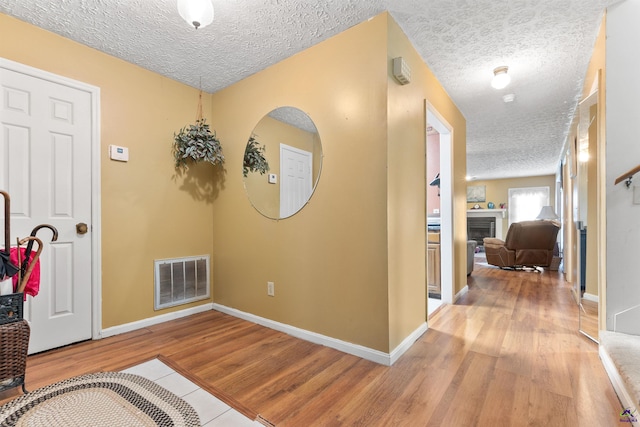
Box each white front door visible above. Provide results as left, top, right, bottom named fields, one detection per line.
left=280, top=144, right=312, bottom=218
left=0, top=63, right=95, bottom=353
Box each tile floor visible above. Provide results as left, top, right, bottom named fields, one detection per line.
left=121, top=359, right=263, bottom=427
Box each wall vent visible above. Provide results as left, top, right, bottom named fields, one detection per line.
left=154, top=255, right=210, bottom=310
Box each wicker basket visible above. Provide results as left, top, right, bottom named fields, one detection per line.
left=0, top=293, right=24, bottom=325
left=0, top=319, right=30, bottom=393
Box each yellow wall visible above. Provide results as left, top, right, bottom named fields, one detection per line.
left=466, top=175, right=557, bottom=237
left=209, top=13, right=466, bottom=352
left=2, top=12, right=466, bottom=353
left=386, top=18, right=467, bottom=346
left=563, top=16, right=605, bottom=326
left=0, top=14, right=216, bottom=328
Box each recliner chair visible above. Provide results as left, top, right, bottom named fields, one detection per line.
left=483, top=220, right=560, bottom=270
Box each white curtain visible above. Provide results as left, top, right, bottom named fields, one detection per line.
left=508, top=186, right=550, bottom=226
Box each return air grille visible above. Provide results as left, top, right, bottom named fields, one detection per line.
left=154, top=255, right=210, bottom=310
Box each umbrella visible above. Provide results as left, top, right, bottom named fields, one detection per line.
left=19, top=224, right=58, bottom=281
left=0, top=190, right=19, bottom=279
left=15, top=236, right=43, bottom=295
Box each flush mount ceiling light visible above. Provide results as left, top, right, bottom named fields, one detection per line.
left=177, top=0, right=214, bottom=29
left=491, top=66, right=511, bottom=89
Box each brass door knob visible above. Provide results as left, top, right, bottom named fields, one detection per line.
left=76, top=222, right=88, bottom=235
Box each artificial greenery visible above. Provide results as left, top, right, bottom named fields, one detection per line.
left=243, top=136, right=270, bottom=177
left=173, top=118, right=224, bottom=170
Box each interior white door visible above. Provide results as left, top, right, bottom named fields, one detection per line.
left=0, top=67, right=93, bottom=353
left=280, top=144, right=312, bottom=218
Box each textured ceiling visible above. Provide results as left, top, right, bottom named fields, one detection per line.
left=0, top=0, right=618, bottom=180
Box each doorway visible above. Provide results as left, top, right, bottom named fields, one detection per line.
left=426, top=105, right=453, bottom=317
left=0, top=58, right=101, bottom=353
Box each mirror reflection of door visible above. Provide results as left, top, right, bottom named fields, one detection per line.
left=242, top=107, right=323, bottom=219
left=577, top=92, right=599, bottom=342
left=280, top=144, right=312, bottom=218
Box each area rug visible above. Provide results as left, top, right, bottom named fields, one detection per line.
left=0, top=371, right=200, bottom=426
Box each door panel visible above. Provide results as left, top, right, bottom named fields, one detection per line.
left=280, top=144, right=312, bottom=218
left=0, top=67, right=93, bottom=353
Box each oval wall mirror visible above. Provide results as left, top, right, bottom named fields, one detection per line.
left=243, top=107, right=322, bottom=219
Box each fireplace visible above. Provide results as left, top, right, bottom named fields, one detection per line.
left=467, top=217, right=496, bottom=248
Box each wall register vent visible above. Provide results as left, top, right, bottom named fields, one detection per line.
left=154, top=255, right=210, bottom=310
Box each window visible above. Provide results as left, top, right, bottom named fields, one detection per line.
left=508, top=187, right=549, bottom=226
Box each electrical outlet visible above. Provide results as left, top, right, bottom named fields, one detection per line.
left=267, top=281, right=275, bottom=296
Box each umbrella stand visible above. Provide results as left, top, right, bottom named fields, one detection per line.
left=1, top=191, right=30, bottom=395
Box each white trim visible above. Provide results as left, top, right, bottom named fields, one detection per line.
left=0, top=57, right=102, bottom=341
left=389, top=322, right=428, bottom=366
left=599, top=344, right=640, bottom=426
left=583, top=292, right=599, bottom=303
left=454, top=285, right=469, bottom=302
left=213, top=303, right=426, bottom=366
left=426, top=102, right=454, bottom=305
left=99, top=303, right=214, bottom=339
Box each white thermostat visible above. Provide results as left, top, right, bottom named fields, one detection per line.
left=268, top=173, right=277, bottom=184
left=109, top=145, right=129, bottom=162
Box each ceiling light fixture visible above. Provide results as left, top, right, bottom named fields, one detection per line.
left=491, top=66, right=511, bottom=89
left=177, top=0, right=214, bottom=30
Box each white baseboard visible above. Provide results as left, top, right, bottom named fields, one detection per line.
left=454, top=285, right=469, bottom=302
left=389, top=322, right=428, bottom=365
left=213, top=303, right=426, bottom=366
left=599, top=344, right=640, bottom=426
left=99, top=303, right=214, bottom=339
left=583, top=292, right=599, bottom=303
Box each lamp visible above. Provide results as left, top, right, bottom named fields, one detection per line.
left=536, top=206, right=559, bottom=221
left=429, top=173, right=440, bottom=196
left=429, top=173, right=440, bottom=188
left=491, top=66, right=511, bottom=89
left=177, top=0, right=214, bottom=29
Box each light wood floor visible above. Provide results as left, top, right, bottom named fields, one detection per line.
left=0, top=264, right=623, bottom=426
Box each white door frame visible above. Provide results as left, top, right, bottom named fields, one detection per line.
left=426, top=103, right=454, bottom=304
left=1, top=57, right=102, bottom=340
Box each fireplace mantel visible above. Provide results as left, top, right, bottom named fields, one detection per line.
left=467, top=209, right=506, bottom=219
left=467, top=209, right=507, bottom=240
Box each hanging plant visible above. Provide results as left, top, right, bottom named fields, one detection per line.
left=173, top=118, right=224, bottom=170
left=243, top=136, right=270, bottom=177
left=172, top=90, right=224, bottom=171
